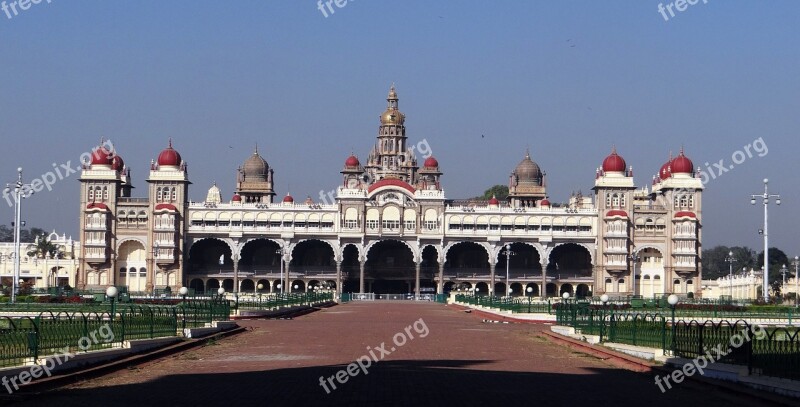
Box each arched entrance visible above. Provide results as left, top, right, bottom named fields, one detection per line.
left=118, top=240, right=147, bottom=292
left=341, top=244, right=360, bottom=293
left=445, top=242, right=489, bottom=292
left=365, top=240, right=415, bottom=294
left=188, top=239, right=233, bottom=275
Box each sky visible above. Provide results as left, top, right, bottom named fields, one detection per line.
left=0, top=1, right=798, bottom=251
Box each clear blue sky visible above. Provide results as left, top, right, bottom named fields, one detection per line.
left=0, top=1, right=798, bottom=251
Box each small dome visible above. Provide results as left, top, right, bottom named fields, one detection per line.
left=423, top=156, right=439, bottom=168
left=232, top=194, right=242, bottom=202
left=282, top=193, right=294, bottom=203
left=111, top=155, right=124, bottom=171
left=602, top=148, right=626, bottom=173
left=243, top=149, right=269, bottom=181
left=671, top=150, right=694, bottom=174
left=345, top=155, right=360, bottom=167
left=91, top=146, right=114, bottom=166
left=157, top=140, right=182, bottom=167
left=489, top=195, right=499, bottom=206
left=380, top=109, right=405, bottom=125
left=205, top=183, right=221, bottom=204
left=514, top=150, right=543, bottom=184
left=539, top=198, right=551, bottom=207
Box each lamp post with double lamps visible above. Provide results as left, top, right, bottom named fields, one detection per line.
left=750, top=178, right=780, bottom=301
left=4, top=168, right=34, bottom=304
left=725, top=251, right=736, bottom=300
left=628, top=250, right=640, bottom=297
left=503, top=244, right=515, bottom=298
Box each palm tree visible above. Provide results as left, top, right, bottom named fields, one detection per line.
left=26, top=233, right=63, bottom=259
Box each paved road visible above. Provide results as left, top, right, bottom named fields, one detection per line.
left=11, top=302, right=773, bottom=406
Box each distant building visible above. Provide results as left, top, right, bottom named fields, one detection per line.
left=76, top=86, right=704, bottom=298
left=702, top=269, right=763, bottom=300
left=0, top=231, right=79, bottom=290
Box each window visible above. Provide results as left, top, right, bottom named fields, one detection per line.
left=88, top=187, right=95, bottom=201
left=156, top=187, right=163, bottom=202
left=366, top=220, right=379, bottom=229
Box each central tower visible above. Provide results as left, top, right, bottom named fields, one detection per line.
left=364, top=85, right=418, bottom=184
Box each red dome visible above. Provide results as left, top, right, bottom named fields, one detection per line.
left=602, top=149, right=626, bottom=172
left=489, top=195, right=499, bottom=206
left=111, top=155, right=124, bottom=171
left=91, top=146, right=114, bottom=166
left=674, top=211, right=696, bottom=218
left=606, top=209, right=628, bottom=218
left=671, top=151, right=694, bottom=174
left=539, top=198, right=551, bottom=207
left=659, top=162, right=671, bottom=179
left=423, top=156, right=439, bottom=168
left=345, top=155, right=360, bottom=167
left=232, top=194, right=242, bottom=202
left=157, top=140, right=182, bottom=167
left=86, top=202, right=109, bottom=210
left=282, top=193, right=294, bottom=203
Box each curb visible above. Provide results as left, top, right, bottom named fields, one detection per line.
left=541, top=330, right=799, bottom=406
left=1, top=326, right=246, bottom=400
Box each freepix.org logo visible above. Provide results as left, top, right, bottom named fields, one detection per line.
left=1, top=0, right=53, bottom=20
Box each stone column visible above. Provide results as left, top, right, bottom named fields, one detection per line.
left=489, top=263, right=496, bottom=295
left=438, top=263, right=445, bottom=294
left=233, top=255, right=240, bottom=293
left=359, top=260, right=366, bottom=293
left=415, top=262, right=421, bottom=296
left=541, top=259, right=548, bottom=298
left=336, top=261, right=342, bottom=298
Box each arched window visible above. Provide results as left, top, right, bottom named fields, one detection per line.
left=88, top=187, right=95, bottom=201
left=171, top=187, right=177, bottom=202
left=156, top=187, right=163, bottom=202
left=103, top=186, right=109, bottom=201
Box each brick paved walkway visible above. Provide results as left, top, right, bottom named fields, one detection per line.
left=12, top=303, right=773, bottom=406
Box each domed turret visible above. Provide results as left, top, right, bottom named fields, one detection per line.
left=242, top=147, right=269, bottom=181
left=671, top=149, right=694, bottom=174
left=282, top=193, right=294, bottom=203
left=380, top=85, right=405, bottom=125
left=489, top=195, right=499, bottom=206
left=157, top=140, right=182, bottom=167
left=514, top=151, right=543, bottom=185
left=423, top=156, right=439, bottom=168
left=602, top=148, right=626, bottom=173
left=91, top=145, right=114, bottom=166
left=345, top=155, right=360, bottom=167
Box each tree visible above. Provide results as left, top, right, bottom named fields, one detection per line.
left=702, top=246, right=756, bottom=280
left=0, top=226, right=46, bottom=243
left=26, top=233, right=63, bottom=259
left=756, top=247, right=790, bottom=290
left=477, top=185, right=509, bottom=200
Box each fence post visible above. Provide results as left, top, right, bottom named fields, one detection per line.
left=149, top=308, right=155, bottom=339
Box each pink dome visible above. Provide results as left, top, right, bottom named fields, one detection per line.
left=157, top=140, right=182, bottom=167
left=602, top=149, right=626, bottom=172
left=282, top=193, right=294, bottom=203
left=345, top=155, right=360, bottom=167
left=424, top=156, right=439, bottom=168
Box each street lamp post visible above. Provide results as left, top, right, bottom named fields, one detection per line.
left=600, top=294, right=609, bottom=341
left=725, top=251, right=736, bottom=301
left=628, top=250, right=640, bottom=297
left=276, top=248, right=284, bottom=294
left=751, top=178, right=780, bottom=302
left=503, top=244, right=515, bottom=298
left=780, top=264, right=789, bottom=293
left=667, top=294, right=679, bottom=354
left=106, top=286, right=119, bottom=317
left=4, top=168, right=34, bottom=304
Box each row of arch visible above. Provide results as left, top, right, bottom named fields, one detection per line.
left=185, top=236, right=595, bottom=266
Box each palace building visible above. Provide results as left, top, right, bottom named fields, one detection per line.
left=76, top=86, right=704, bottom=298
